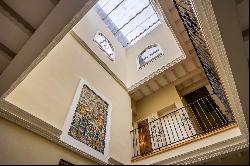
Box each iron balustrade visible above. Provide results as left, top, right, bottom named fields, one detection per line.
left=130, top=93, right=235, bottom=158
left=173, top=0, right=234, bottom=122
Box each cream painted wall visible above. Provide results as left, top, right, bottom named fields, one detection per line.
left=134, top=84, right=183, bottom=122
left=126, top=22, right=185, bottom=88
left=0, top=117, right=96, bottom=165
left=5, top=34, right=133, bottom=164
left=72, top=6, right=128, bottom=86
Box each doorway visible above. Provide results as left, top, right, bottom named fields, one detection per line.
left=183, top=86, right=227, bottom=132
left=137, top=119, right=152, bottom=156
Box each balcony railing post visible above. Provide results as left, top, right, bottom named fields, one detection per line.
left=200, top=97, right=219, bottom=128
left=190, top=102, right=208, bottom=132
left=205, top=97, right=228, bottom=124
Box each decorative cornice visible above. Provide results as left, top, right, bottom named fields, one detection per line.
left=128, top=54, right=186, bottom=92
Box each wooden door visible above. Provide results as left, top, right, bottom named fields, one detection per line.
left=138, top=119, right=152, bottom=156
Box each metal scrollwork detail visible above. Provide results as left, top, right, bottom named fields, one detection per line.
left=173, top=0, right=234, bottom=121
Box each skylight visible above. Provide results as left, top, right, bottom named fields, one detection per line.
left=96, top=0, right=161, bottom=47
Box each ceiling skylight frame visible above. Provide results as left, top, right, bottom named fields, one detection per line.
left=95, top=0, right=161, bottom=47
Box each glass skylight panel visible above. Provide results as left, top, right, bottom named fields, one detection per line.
left=94, top=32, right=115, bottom=61
left=96, top=0, right=161, bottom=47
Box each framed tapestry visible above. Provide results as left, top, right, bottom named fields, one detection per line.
left=60, top=79, right=112, bottom=163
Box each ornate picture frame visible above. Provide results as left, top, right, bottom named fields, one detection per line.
left=60, top=79, right=112, bottom=163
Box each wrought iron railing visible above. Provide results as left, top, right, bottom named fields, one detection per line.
left=130, top=93, right=235, bottom=158
left=173, top=0, right=234, bottom=122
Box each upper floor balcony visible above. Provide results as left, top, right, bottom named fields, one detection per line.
left=131, top=92, right=236, bottom=161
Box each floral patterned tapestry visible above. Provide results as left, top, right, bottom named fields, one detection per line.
left=68, top=84, right=109, bottom=154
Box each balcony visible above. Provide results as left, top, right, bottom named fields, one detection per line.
left=130, top=93, right=236, bottom=161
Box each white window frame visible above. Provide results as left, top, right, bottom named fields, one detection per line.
left=137, top=43, right=164, bottom=70
left=94, top=31, right=115, bottom=62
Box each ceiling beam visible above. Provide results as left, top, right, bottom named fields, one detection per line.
left=179, top=78, right=209, bottom=96
left=146, top=84, right=154, bottom=93
left=173, top=68, right=203, bottom=86
left=0, top=0, right=35, bottom=33
left=161, top=73, right=170, bottom=84
left=154, top=79, right=163, bottom=88
left=0, top=42, right=15, bottom=59
left=138, top=89, right=146, bottom=98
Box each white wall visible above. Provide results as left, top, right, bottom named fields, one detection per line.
left=5, top=33, right=133, bottom=164
left=126, top=22, right=185, bottom=88
left=72, top=6, right=128, bottom=86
